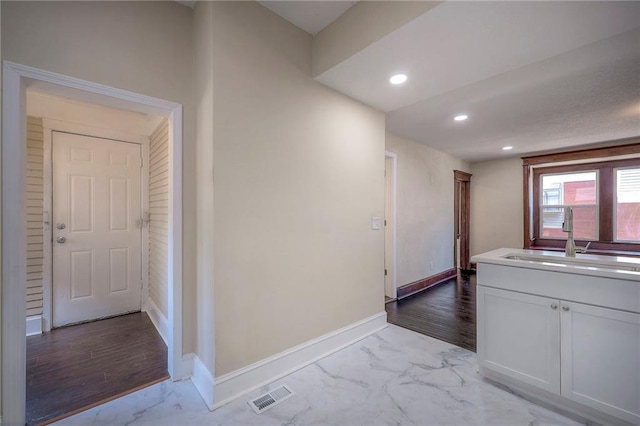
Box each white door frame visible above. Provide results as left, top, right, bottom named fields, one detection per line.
left=384, top=151, right=398, bottom=299
left=2, top=61, right=184, bottom=425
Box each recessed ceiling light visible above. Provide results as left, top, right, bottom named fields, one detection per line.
left=502, top=146, right=513, bottom=151
left=454, top=115, right=468, bottom=121
left=389, top=74, right=407, bottom=85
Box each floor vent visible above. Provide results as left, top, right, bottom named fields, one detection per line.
left=248, top=385, right=295, bottom=414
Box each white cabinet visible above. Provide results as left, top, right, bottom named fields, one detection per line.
left=560, top=302, right=640, bottom=425
left=477, top=286, right=560, bottom=393
left=478, top=286, right=640, bottom=425
left=474, top=250, right=640, bottom=425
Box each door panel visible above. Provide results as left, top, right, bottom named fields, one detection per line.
left=70, top=250, right=93, bottom=299
left=109, top=178, right=129, bottom=231
left=477, top=286, right=561, bottom=394
left=53, top=132, right=142, bottom=327
left=70, top=175, right=93, bottom=232
left=561, top=302, right=640, bottom=424
left=109, top=247, right=129, bottom=293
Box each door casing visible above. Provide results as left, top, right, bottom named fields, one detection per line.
left=454, top=170, right=472, bottom=271
left=2, top=61, right=186, bottom=425
left=384, top=151, right=397, bottom=299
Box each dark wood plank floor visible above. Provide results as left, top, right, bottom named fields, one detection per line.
left=26, top=312, right=168, bottom=426
left=386, top=273, right=477, bottom=352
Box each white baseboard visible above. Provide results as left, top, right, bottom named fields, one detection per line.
left=175, top=353, right=195, bottom=381
left=143, top=298, right=169, bottom=346
left=211, top=311, right=388, bottom=410
left=26, top=315, right=43, bottom=336
left=191, top=354, right=215, bottom=410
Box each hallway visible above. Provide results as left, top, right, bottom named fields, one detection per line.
left=386, top=274, right=477, bottom=352
left=26, top=312, right=168, bottom=425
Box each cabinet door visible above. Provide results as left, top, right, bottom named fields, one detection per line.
left=477, top=286, right=560, bottom=393
left=561, top=302, right=640, bottom=424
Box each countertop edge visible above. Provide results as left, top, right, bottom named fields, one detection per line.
left=471, top=248, right=640, bottom=282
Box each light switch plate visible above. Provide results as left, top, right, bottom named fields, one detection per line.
left=371, top=216, right=381, bottom=230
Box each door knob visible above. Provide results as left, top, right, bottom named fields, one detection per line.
left=56, top=236, right=66, bottom=244
left=562, top=305, right=570, bottom=311
left=550, top=304, right=558, bottom=310
left=56, top=223, right=66, bottom=230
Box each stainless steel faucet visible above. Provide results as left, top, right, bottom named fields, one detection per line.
left=562, top=207, right=590, bottom=257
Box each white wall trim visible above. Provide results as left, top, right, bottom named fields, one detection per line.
left=385, top=151, right=398, bottom=299
left=141, top=136, right=151, bottom=317
left=2, top=60, right=28, bottom=426
left=2, top=61, right=185, bottom=425
left=143, top=297, right=169, bottom=346
left=166, top=105, right=184, bottom=381
left=211, top=312, right=388, bottom=410
left=191, top=354, right=216, bottom=410
left=12, top=63, right=180, bottom=116
left=178, top=353, right=195, bottom=381
left=42, top=129, right=53, bottom=332
left=26, top=315, right=43, bottom=336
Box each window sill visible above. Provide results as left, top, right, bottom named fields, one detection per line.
left=529, top=246, right=640, bottom=258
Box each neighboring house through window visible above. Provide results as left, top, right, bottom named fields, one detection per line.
left=615, top=167, right=640, bottom=242
left=523, top=143, right=640, bottom=253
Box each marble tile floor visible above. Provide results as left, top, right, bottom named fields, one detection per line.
left=56, top=324, right=583, bottom=426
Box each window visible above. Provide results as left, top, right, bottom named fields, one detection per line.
left=615, top=167, right=640, bottom=242
left=523, top=143, right=640, bottom=254
left=540, top=171, right=597, bottom=239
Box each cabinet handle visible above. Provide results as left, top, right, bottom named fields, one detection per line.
left=550, top=304, right=558, bottom=310
left=562, top=305, right=570, bottom=311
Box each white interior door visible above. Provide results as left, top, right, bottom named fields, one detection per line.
left=52, top=132, right=142, bottom=327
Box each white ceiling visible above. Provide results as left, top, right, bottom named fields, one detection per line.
left=259, top=1, right=356, bottom=35
left=313, top=1, right=640, bottom=162
left=387, top=30, right=640, bottom=162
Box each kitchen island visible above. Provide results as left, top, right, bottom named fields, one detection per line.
left=472, top=248, right=640, bottom=426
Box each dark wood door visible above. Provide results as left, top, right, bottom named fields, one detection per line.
left=454, top=170, right=472, bottom=271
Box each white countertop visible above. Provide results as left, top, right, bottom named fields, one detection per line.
left=471, top=248, right=640, bottom=281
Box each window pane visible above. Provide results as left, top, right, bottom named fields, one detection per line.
left=571, top=205, right=598, bottom=239
left=542, top=172, right=597, bottom=206
left=542, top=206, right=597, bottom=239
left=543, top=183, right=562, bottom=206
left=542, top=207, right=565, bottom=237
left=541, top=172, right=598, bottom=240
left=616, top=168, right=640, bottom=242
